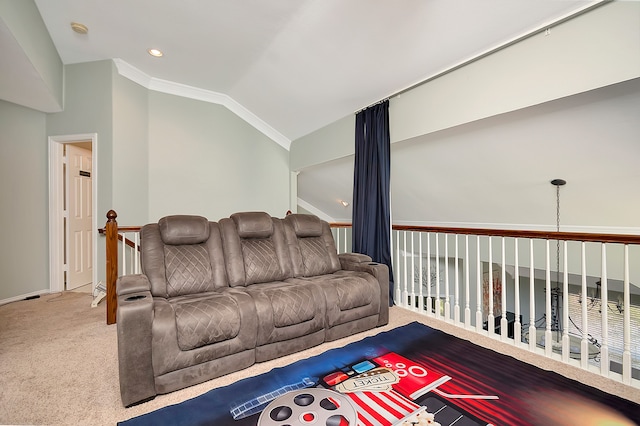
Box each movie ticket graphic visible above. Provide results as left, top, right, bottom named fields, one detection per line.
left=335, top=367, right=400, bottom=393
left=372, top=352, right=452, bottom=400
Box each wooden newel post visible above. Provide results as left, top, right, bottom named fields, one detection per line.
left=106, top=210, right=118, bottom=325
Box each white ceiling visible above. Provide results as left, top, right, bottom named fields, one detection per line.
left=27, top=0, right=602, bottom=142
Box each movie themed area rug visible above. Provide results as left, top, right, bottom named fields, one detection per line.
left=119, top=322, right=640, bottom=426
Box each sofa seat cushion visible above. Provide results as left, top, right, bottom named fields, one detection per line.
left=174, top=296, right=241, bottom=351
left=290, top=271, right=381, bottom=328
left=245, top=281, right=325, bottom=346
left=267, top=285, right=316, bottom=327
left=151, top=290, right=258, bottom=376
left=333, top=275, right=373, bottom=310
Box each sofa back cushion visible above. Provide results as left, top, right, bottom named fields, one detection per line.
left=284, top=214, right=341, bottom=277
left=141, top=215, right=228, bottom=297
left=220, top=212, right=293, bottom=286
left=163, top=244, right=213, bottom=297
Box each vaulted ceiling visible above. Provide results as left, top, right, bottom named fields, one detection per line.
left=5, top=0, right=603, bottom=143
left=5, top=0, right=637, bottom=232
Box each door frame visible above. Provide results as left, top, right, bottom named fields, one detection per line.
left=48, top=133, right=98, bottom=293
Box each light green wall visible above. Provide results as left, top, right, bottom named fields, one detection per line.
left=0, top=0, right=63, bottom=110
left=290, top=114, right=354, bottom=172
left=0, top=100, right=48, bottom=301
left=148, top=91, right=290, bottom=220
left=290, top=1, right=640, bottom=170
left=47, top=60, right=114, bottom=220
left=46, top=61, right=114, bottom=290
left=2, top=60, right=291, bottom=302
left=112, top=73, right=148, bottom=225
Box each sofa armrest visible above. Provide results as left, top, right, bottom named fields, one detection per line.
left=116, top=275, right=156, bottom=406
left=116, top=273, right=151, bottom=297
left=338, top=253, right=390, bottom=326
left=338, top=252, right=372, bottom=265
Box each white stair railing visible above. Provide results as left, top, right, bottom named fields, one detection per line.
left=119, top=231, right=141, bottom=276
left=329, top=223, right=640, bottom=391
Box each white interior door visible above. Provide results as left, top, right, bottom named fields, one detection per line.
left=66, top=144, right=93, bottom=290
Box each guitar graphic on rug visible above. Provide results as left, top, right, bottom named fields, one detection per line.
left=230, top=352, right=498, bottom=426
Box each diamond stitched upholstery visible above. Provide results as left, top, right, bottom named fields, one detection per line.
left=240, top=239, right=283, bottom=285
left=336, top=276, right=373, bottom=310
left=268, top=286, right=316, bottom=327
left=174, top=297, right=241, bottom=351
left=299, top=237, right=333, bottom=276
left=116, top=212, right=388, bottom=407
left=164, top=244, right=213, bottom=297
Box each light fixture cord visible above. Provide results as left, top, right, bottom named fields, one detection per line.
left=556, top=183, right=561, bottom=270
left=554, top=183, right=561, bottom=334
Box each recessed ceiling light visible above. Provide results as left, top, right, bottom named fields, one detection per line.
left=70, top=22, right=88, bottom=34
left=148, top=48, right=164, bottom=57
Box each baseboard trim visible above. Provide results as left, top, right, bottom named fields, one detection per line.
left=0, top=289, right=51, bottom=306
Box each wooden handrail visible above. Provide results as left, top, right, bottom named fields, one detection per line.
left=334, top=222, right=640, bottom=245
left=98, top=227, right=141, bottom=249
left=329, top=222, right=353, bottom=228
left=392, top=225, right=640, bottom=244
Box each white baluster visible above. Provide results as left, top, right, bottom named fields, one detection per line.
left=444, top=234, right=450, bottom=321
left=529, top=239, right=536, bottom=352
left=600, top=243, right=609, bottom=376
left=410, top=231, right=415, bottom=310
left=580, top=242, right=589, bottom=369
left=402, top=231, right=408, bottom=308
left=465, top=235, right=471, bottom=329
left=427, top=233, right=433, bottom=317
left=395, top=230, right=401, bottom=304
left=121, top=232, right=127, bottom=276
left=622, top=244, right=631, bottom=385
left=435, top=233, right=441, bottom=319
left=343, top=228, right=347, bottom=254
left=545, top=239, right=552, bottom=357
left=500, top=237, right=507, bottom=341
left=476, top=236, right=483, bottom=332
left=514, top=238, right=521, bottom=344
left=488, top=237, right=494, bottom=335
left=562, top=240, right=570, bottom=362
left=454, top=235, right=460, bottom=324
left=134, top=232, right=140, bottom=274
left=418, top=232, right=424, bottom=312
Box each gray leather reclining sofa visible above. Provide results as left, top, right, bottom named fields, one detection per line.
left=116, top=211, right=389, bottom=406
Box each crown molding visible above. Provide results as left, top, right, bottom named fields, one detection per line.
left=113, top=59, right=291, bottom=150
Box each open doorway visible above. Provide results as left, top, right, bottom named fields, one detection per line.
left=48, top=134, right=98, bottom=295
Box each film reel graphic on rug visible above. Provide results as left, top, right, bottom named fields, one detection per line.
left=258, top=388, right=357, bottom=426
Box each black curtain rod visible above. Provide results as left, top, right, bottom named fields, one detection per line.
left=355, top=98, right=389, bottom=115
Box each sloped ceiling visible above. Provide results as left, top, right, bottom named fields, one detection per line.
left=6, top=0, right=636, bottom=233
left=2, top=0, right=603, bottom=143
left=298, top=78, right=640, bottom=230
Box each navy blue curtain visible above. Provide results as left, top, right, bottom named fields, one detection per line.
left=352, top=100, right=394, bottom=306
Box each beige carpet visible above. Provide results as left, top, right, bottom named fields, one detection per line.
left=0, top=292, right=638, bottom=426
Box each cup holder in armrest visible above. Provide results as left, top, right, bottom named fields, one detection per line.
left=125, top=295, right=147, bottom=301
